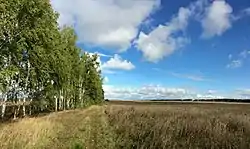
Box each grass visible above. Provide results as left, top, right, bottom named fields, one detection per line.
left=0, top=117, right=57, bottom=149
left=1, top=101, right=250, bottom=149
left=106, top=102, right=250, bottom=149
left=0, top=106, right=116, bottom=149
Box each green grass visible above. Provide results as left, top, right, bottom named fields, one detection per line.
left=1, top=102, right=250, bottom=149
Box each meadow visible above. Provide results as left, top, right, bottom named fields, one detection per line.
left=1, top=101, right=250, bottom=149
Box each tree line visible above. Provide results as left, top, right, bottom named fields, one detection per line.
left=0, top=0, right=104, bottom=120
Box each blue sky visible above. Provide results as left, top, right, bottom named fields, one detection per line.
left=51, top=0, right=250, bottom=99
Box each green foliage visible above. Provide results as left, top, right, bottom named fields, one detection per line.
left=0, top=0, right=104, bottom=119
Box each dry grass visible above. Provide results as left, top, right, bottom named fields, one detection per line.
left=0, top=106, right=116, bottom=149
left=1, top=102, right=250, bottom=149
left=0, top=117, right=58, bottom=149
left=106, top=102, right=250, bottom=149
left=46, top=106, right=116, bottom=149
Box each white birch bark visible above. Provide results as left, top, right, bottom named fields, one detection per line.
left=1, top=95, right=7, bottom=119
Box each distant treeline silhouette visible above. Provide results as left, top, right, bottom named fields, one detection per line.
left=149, top=99, right=250, bottom=103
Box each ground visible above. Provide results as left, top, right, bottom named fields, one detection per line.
left=1, top=101, right=250, bottom=149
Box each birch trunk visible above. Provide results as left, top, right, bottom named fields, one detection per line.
left=23, top=98, right=26, bottom=117
left=1, top=95, right=7, bottom=119
left=29, top=99, right=33, bottom=115
left=16, top=98, right=21, bottom=118
left=62, top=89, right=65, bottom=110
left=59, top=90, right=62, bottom=110
left=67, top=98, right=70, bottom=109
left=23, top=60, right=30, bottom=117
left=13, top=106, right=17, bottom=120
left=55, top=96, right=58, bottom=112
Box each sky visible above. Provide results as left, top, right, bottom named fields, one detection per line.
left=51, top=0, right=250, bottom=99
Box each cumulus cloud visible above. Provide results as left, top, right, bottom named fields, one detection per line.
left=52, top=0, right=250, bottom=63
left=102, top=54, right=135, bottom=71
left=103, top=85, right=195, bottom=99
left=201, top=0, right=233, bottom=38
left=201, top=2, right=250, bottom=36
left=51, top=0, right=160, bottom=51
left=196, top=94, right=225, bottom=99
left=135, top=7, right=191, bottom=62
left=89, top=52, right=134, bottom=72
left=135, top=0, right=250, bottom=63
left=103, top=84, right=228, bottom=100
left=134, top=0, right=214, bottom=62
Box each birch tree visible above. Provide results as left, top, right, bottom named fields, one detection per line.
left=0, top=0, right=105, bottom=120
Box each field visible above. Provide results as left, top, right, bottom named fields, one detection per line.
left=1, top=101, right=250, bottom=149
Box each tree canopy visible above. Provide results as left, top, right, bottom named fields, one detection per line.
left=0, top=0, right=104, bottom=119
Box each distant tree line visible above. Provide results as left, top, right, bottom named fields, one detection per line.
left=0, top=0, right=104, bottom=120
left=150, top=99, right=250, bottom=102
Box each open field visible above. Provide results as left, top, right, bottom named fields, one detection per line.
left=107, top=101, right=250, bottom=149
left=1, top=101, right=250, bottom=148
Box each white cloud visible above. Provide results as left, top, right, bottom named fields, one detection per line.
left=226, top=50, right=250, bottom=69
left=189, top=0, right=208, bottom=20
left=94, top=52, right=112, bottom=58
left=103, top=84, right=229, bottom=99
left=89, top=52, right=112, bottom=59
left=196, top=94, right=225, bottom=99
left=103, top=85, right=195, bottom=99
left=228, top=54, right=232, bottom=60
left=134, top=0, right=237, bottom=62
left=135, top=0, right=250, bottom=62
left=239, top=50, right=250, bottom=58
left=201, top=0, right=233, bottom=38
left=88, top=52, right=134, bottom=73
left=226, top=60, right=242, bottom=69
left=235, top=7, right=250, bottom=19
left=102, top=54, right=135, bottom=71
left=236, top=89, right=250, bottom=98
left=52, top=0, right=250, bottom=63
left=207, top=90, right=217, bottom=94
left=51, top=0, right=160, bottom=51
left=135, top=7, right=191, bottom=62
